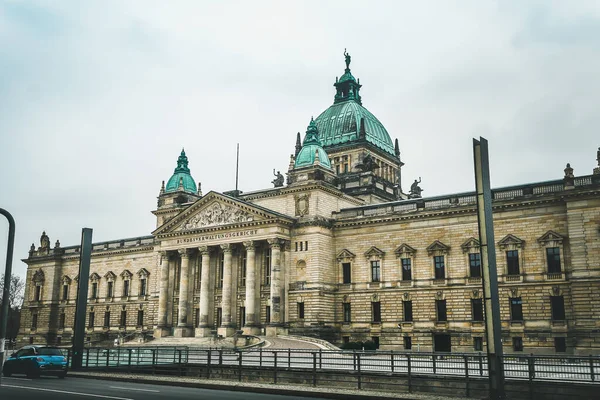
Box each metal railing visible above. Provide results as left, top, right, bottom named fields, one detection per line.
left=71, top=347, right=600, bottom=398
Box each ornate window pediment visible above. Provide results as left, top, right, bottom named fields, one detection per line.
left=461, top=237, right=480, bottom=253
left=394, top=244, right=416, bottom=257
left=427, top=240, right=450, bottom=256
left=364, top=246, right=385, bottom=259
left=62, top=275, right=71, bottom=285
left=137, top=268, right=150, bottom=278
left=538, top=230, right=564, bottom=246
left=498, top=234, right=524, bottom=250
left=104, top=271, right=116, bottom=281
left=32, top=269, right=45, bottom=284
left=121, top=270, right=132, bottom=279
left=90, top=273, right=100, bottom=282
left=336, top=249, right=356, bottom=261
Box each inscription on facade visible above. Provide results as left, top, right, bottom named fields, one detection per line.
left=175, top=229, right=258, bottom=244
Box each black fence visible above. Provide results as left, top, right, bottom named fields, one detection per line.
left=70, top=347, right=600, bottom=399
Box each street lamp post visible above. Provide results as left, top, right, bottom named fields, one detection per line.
left=0, top=208, right=16, bottom=386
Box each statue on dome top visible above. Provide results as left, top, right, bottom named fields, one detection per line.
left=344, top=48, right=351, bottom=69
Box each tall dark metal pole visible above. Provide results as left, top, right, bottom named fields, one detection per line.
left=0, top=208, right=16, bottom=386
left=235, top=143, right=239, bottom=194
left=473, top=138, right=505, bottom=399
left=71, top=228, right=93, bottom=370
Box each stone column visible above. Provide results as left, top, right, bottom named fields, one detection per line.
left=267, top=238, right=282, bottom=337
left=282, top=241, right=291, bottom=331
left=218, top=243, right=235, bottom=337
left=174, top=249, right=192, bottom=337
left=196, top=246, right=212, bottom=337
left=243, top=241, right=259, bottom=335
left=155, top=251, right=170, bottom=337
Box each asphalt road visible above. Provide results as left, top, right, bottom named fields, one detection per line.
left=0, top=376, right=325, bottom=400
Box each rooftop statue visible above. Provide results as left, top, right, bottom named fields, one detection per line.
left=355, top=153, right=379, bottom=173
left=272, top=169, right=284, bottom=187
left=344, top=48, right=351, bottom=69
left=409, top=177, right=423, bottom=199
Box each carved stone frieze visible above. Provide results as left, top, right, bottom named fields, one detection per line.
left=180, top=202, right=254, bottom=230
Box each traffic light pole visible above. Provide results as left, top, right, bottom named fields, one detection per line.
left=0, top=208, right=16, bottom=386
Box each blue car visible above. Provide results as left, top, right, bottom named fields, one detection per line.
left=2, top=346, right=68, bottom=378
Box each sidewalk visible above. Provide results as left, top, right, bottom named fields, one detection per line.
left=69, top=370, right=464, bottom=400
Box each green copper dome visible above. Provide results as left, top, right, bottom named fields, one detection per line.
left=314, top=50, right=395, bottom=156
left=165, top=149, right=197, bottom=193
left=295, top=118, right=332, bottom=169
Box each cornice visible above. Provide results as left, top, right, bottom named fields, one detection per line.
left=156, top=218, right=293, bottom=239
left=241, top=182, right=363, bottom=205
left=24, top=245, right=155, bottom=264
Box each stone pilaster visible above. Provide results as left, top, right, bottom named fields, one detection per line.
left=196, top=246, right=212, bottom=337
left=218, top=243, right=235, bottom=337
left=267, top=238, right=283, bottom=337
left=174, top=249, right=193, bottom=337
left=154, top=251, right=170, bottom=338
left=243, top=241, right=259, bottom=335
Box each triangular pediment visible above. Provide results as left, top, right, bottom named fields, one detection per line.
left=426, top=240, right=450, bottom=256
left=336, top=249, right=356, bottom=260
left=498, top=234, right=524, bottom=249
left=153, top=191, right=294, bottom=235
left=538, top=230, right=564, bottom=245
left=394, top=243, right=416, bottom=257
left=364, top=246, right=385, bottom=258
left=461, top=237, right=480, bottom=253
left=90, top=272, right=101, bottom=281
left=104, top=271, right=116, bottom=280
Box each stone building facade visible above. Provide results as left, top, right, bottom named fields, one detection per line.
left=19, top=54, right=600, bottom=354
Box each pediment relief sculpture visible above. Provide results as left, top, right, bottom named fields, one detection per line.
left=180, top=202, right=254, bottom=230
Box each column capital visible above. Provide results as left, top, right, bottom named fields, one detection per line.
left=159, top=250, right=169, bottom=258
left=220, top=243, right=232, bottom=253
left=267, top=238, right=282, bottom=250
left=178, top=248, right=191, bottom=258
left=243, top=241, right=256, bottom=251
left=198, top=245, right=210, bottom=255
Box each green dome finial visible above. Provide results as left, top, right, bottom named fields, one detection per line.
left=165, top=148, right=197, bottom=194
left=294, top=118, right=332, bottom=169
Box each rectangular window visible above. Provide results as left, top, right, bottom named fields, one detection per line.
left=240, top=252, right=247, bottom=287
left=123, top=280, right=130, bottom=297
left=120, top=310, right=127, bottom=326
left=343, top=303, right=351, bottom=323
left=265, top=249, right=271, bottom=285
left=265, top=306, right=270, bottom=324
left=343, top=336, right=350, bottom=344
left=88, top=312, right=95, bottom=328
left=401, top=258, right=412, bottom=281
left=506, top=250, right=520, bottom=275
left=471, top=298, right=484, bottom=321
left=219, top=253, right=225, bottom=288
left=434, top=256, right=445, bottom=279
left=342, top=263, right=351, bottom=284
left=403, top=336, right=412, bottom=350
left=59, top=313, right=65, bottom=330
left=305, top=241, right=308, bottom=251
left=195, top=308, right=200, bottom=327
left=474, top=337, right=483, bottom=351
left=371, top=260, right=381, bottom=282
left=297, top=302, right=305, bottom=319
left=372, top=301, right=381, bottom=323
left=372, top=336, right=380, bottom=349
left=216, top=308, right=223, bottom=327
left=29, top=337, right=34, bottom=344
left=299, top=242, right=303, bottom=251
left=403, top=300, right=413, bottom=322
left=510, top=297, right=523, bottom=321
left=469, top=253, right=482, bottom=278
left=31, top=314, right=38, bottom=330
left=551, top=296, right=565, bottom=321
left=56, top=337, right=62, bottom=346
left=35, top=285, right=42, bottom=301
left=512, top=337, right=523, bottom=352
left=62, top=285, right=68, bottom=301
left=104, top=311, right=110, bottom=328
left=295, top=242, right=298, bottom=252
left=554, top=337, right=566, bottom=352
left=436, top=299, right=447, bottom=322
left=137, top=310, right=144, bottom=327
left=547, top=247, right=562, bottom=273
left=91, top=282, right=98, bottom=299
left=107, top=281, right=114, bottom=298
left=139, top=279, right=146, bottom=296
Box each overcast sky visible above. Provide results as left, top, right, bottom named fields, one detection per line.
left=1, top=0, right=600, bottom=279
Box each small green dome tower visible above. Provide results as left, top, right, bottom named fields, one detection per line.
left=165, top=149, right=197, bottom=194
left=294, top=118, right=332, bottom=169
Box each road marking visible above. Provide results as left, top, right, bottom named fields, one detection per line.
left=109, top=386, right=160, bottom=393
left=1, top=385, right=134, bottom=400
left=3, top=377, right=32, bottom=381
